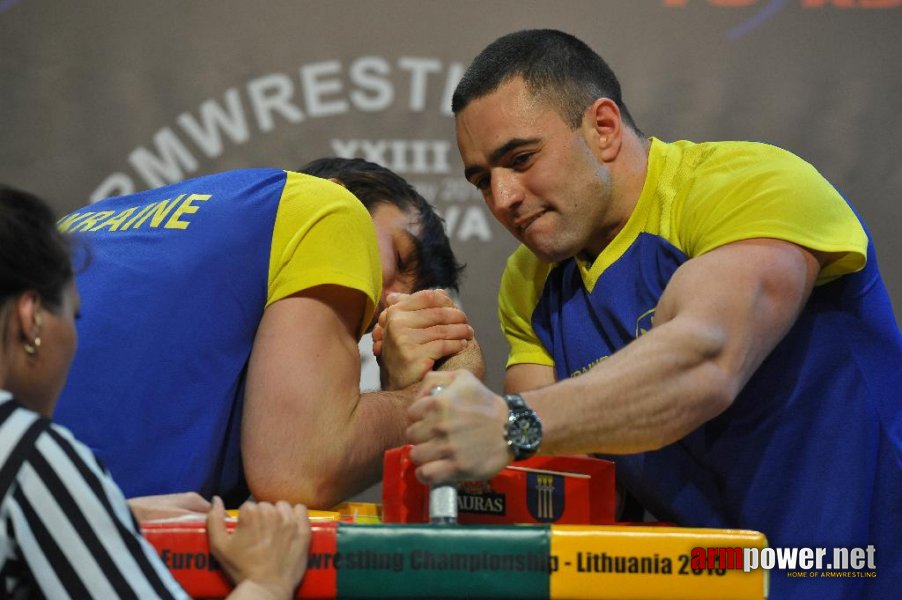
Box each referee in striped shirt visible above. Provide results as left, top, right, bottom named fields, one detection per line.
left=0, top=185, right=311, bottom=599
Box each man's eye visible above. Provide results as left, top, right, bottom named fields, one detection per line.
left=397, top=252, right=417, bottom=275
left=473, top=176, right=490, bottom=191
left=511, top=153, right=533, bottom=169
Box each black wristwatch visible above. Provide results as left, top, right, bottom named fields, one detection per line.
left=503, top=393, right=543, bottom=461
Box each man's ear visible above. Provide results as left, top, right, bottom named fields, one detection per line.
left=328, top=177, right=347, bottom=189
left=585, top=97, right=623, bottom=162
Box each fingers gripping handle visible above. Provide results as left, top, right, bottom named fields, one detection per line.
left=427, top=386, right=457, bottom=525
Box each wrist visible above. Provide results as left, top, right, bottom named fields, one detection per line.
left=439, top=339, right=485, bottom=379
left=502, top=393, right=543, bottom=461
left=232, top=579, right=293, bottom=600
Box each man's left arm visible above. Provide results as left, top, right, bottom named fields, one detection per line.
left=406, top=238, right=822, bottom=483
left=532, top=237, right=823, bottom=455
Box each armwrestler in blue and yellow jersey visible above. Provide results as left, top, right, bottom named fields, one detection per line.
left=54, top=169, right=381, bottom=503
left=501, top=139, right=902, bottom=593
left=407, top=30, right=901, bottom=599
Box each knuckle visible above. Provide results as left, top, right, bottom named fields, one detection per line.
left=434, top=393, right=452, bottom=410
left=409, top=446, right=427, bottom=466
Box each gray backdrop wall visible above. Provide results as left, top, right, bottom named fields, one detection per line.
left=2, top=0, right=900, bottom=395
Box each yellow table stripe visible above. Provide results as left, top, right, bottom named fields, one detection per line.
left=550, top=525, right=768, bottom=599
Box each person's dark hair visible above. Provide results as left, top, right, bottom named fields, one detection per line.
left=297, top=157, right=464, bottom=293
left=0, top=185, right=73, bottom=309
left=452, top=29, right=642, bottom=134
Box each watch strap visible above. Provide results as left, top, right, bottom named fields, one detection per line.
left=503, top=393, right=542, bottom=461
left=503, top=393, right=528, bottom=411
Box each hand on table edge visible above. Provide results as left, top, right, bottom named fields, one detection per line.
left=207, top=496, right=311, bottom=600
left=128, top=491, right=211, bottom=523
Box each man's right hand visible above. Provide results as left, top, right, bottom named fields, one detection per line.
left=406, top=370, right=511, bottom=484
left=372, top=289, right=474, bottom=390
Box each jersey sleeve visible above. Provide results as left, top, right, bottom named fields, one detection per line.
left=6, top=423, right=188, bottom=599
left=675, top=144, right=868, bottom=284
left=268, top=171, right=382, bottom=337
left=498, top=245, right=555, bottom=369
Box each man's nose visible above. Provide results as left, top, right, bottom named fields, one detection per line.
left=491, top=170, right=524, bottom=214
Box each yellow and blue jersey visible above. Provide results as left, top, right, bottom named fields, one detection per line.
left=499, top=139, right=902, bottom=595
left=55, top=168, right=381, bottom=502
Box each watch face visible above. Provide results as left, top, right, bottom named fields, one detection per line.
left=510, top=412, right=543, bottom=451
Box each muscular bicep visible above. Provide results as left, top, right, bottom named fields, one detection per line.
left=653, top=238, right=821, bottom=390
left=242, top=284, right=366, bottom=501
left=504, top=363, right=556, bottom=394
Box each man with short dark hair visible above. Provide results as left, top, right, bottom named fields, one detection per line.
left=55, top=158, right=482, bottom=511
left=408, top=29, right=901, bottom=599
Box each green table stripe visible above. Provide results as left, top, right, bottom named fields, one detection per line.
left=336, top=524, right=551, bottom=598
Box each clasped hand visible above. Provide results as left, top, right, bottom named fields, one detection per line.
left=372, top=289, right=474, bottom=390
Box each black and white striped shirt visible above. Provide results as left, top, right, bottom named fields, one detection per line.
left=0, top=391, right=188, bottom=599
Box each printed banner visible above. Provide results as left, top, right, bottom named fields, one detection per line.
left=1, top=1, right=900, bottom=391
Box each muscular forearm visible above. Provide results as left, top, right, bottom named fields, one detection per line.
left=527, top=317, right=735, bottom=456
left=248, top=387, right=414, bottom=509
left=304, top=342, right=484, bottom=505
left=436, top=338, right=485, bottom=380
left=307, top=389, right=413, bottom=506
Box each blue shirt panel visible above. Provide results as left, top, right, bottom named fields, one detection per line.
left=531, top=230, right=902, bottom=599
left=532, top=233, right=686, bottom=379
left=55, top=169, right=287, bottom=502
